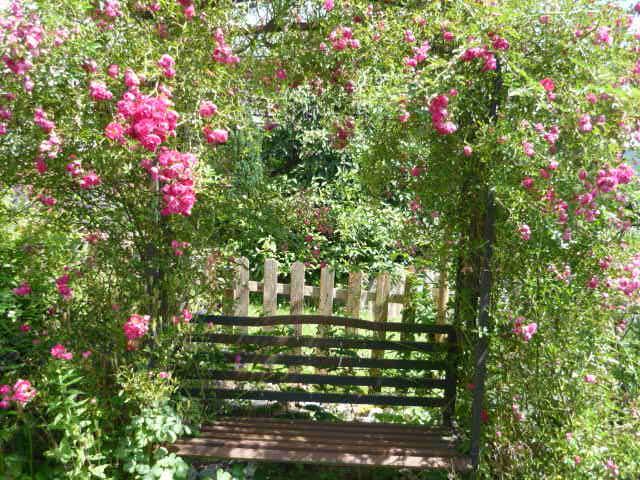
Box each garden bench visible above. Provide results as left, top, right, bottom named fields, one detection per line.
left=172, top=315, right=472, bottom=472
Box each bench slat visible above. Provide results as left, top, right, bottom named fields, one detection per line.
left=195, top=315, right=457, bottom=336
left=212, top=417, right=449, bottom=434
left=188, top=388, right=446, bottom=407
left=183, top=370, right=445, bottom=389
left=200, top=424, right=453, bottom=443
left=197, top=352, right=449, bottom=371
left=192, top=333, right=450, bottom=353
left=179, top=436, right=458, bottom=455
left=172, top=442, right=472, bottom=470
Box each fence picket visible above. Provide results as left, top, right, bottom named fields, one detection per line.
left=290, top=261, right=305, bottom=341
left=371, top=272, right=390, bottom=391
left=233, top=257, right=250, bottom=333
left=345, top=271, right=363, bottom=334
left=263, top=258, right=279, bottom=330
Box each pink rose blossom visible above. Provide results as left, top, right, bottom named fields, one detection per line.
left=203, top=126, right=229, bottom=144
left=123, top=314, right=150, bottom=342
left=105, top=122, right=125, bottom=141
left=79, top=172, right=101, bottom=189
left=13, top=281, right=32, bottom=296
left=540, top=78, right=555, bottom=92
left=51, top=344, right=73, bottom=360
left=89, top=80, right=113, bottom=101
left=199, top=100, right=218, bottom=118
left=12, top=379, right=36, bottom=406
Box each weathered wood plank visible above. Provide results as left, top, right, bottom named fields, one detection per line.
left=171, top=443, right=472, bottom=471
left=199, top=352, right=448, bottom=371
left=189, top=389, right=446, bottom=407
left=318, top=265, right=335, bottom=319
left=345, top=271, right=363, bottom=335
left=371, top=272, right=391, bottom=389
left=262, top=258, right=278, bottom=329
left=233, top=257, right=250, bottom=333
left=183, top=371, right=446, bottom=389
left=214, top=418, right=449, bottom=434
left=176, top=436, right=457, bottom=455
left=194, top=315, right=457, bottom=335
left=191, top=333, right=450, bottom=353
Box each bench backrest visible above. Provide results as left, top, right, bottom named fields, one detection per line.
left=183, top=315, right=459, bottom=426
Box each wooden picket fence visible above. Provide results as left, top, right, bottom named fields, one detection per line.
left=227, top=257, right=449, bottom=340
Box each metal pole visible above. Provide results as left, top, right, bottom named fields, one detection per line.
left=469, top=190, right=496, bottom=471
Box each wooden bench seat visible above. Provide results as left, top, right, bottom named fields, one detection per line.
left=174, top=315, right=469, bottom=472
left=172, top=418, right=471, bottom=471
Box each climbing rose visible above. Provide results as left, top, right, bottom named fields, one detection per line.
left=519, top=224, right=531, bottom=241
left=584, top=374, right=597, bottom=383
left=429, top=94, right=457, bottom=135
left=79, top=172, right=101, bottom=189
left=55, top=274, right=73, bottom=300
left=463, top=146, right=473, bottom=157
left=157, top=54, right=176, bottom=78
left=578, top=114, right=593, bottom=132
left=50, top=344, right=73, bottom=360
left=540, top=78, right=555, bottom=91
left=203, top=127, right=228, bottom=144
left=212, top=28, right=240, bottom=64
left=104, top=122, right=125, bottom=141
left=323, top=0, right=334, bottom=12
left=513, top=317, right=537, bottom=341
left=199, top=100, right=218, bottom=118
left=88, top=80, right=113, bottom=101
left=123, top=314, right=150, bottom=341
left=12, top=281, right=31, bottom=296
left=11, top=379, right=37, bottom=406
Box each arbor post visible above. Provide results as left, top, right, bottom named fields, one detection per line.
left=470, top=190, right=496, bottom=471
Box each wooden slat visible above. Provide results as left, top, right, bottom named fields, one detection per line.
left=317, top=266, right=335, bottom=344
left=194, top=315, right=458, bottom=336
left=201, top=352, right=448, bottom=371
left=216, top=418, right=448, bottom=434
left=184, top=370, right=446, bottom=389
left=177, top=436, right=457, bottom=456
left=289, top=262, right=305, bottom=325
left=345, top=271, right=363, bottom=335
left=196, top=420, right=455, bottom=442
left=371, top=272, right=391, bottom=389
left=401, top=267, right=416, bottom=344
left=290, top=261, right=305, bottom=362
left=263, top=259, right=279, bottom=327
left=201, top=422, right=450, bottom=441
left=189, top=389, right=446, bottom=407
left=233, top=257, right=250, bottom=333
left=171, top=442, right=472, bottom=470
left=191, top=333, right=449, bottom=353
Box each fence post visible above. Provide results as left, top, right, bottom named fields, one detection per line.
left=263, top=258, right=278, bottom=330
left=370, top=272, right=390, bottom=391
left=345, top=271, right=363, bottom=335
left=233, top=257, right=249, bottom=333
